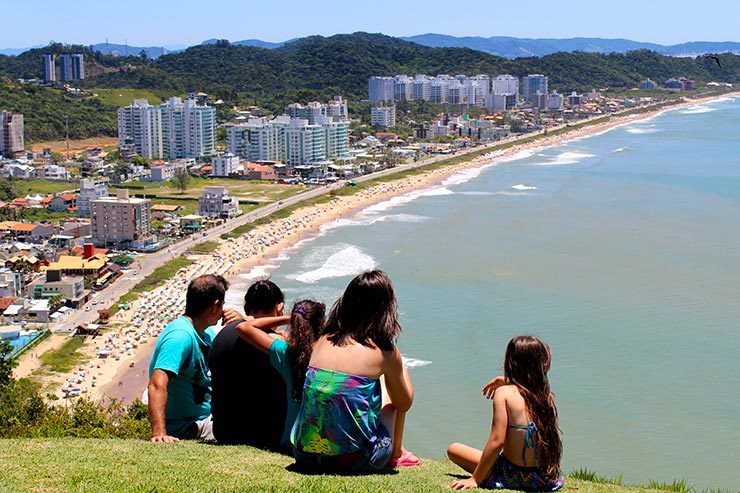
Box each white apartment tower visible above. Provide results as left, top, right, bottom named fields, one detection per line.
left=118, top=97, right=215, bottom=160
left=42, top=54, right=55, bottom=82
left=371, top=106, right=396, bottom=128
left=493, top=75, right=519, bottom=96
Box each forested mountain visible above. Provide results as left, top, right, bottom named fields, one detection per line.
left=0, top=43, right=141, bottom=80
left=79, top=33, right=738, bottom=111
left=402, top=34, right=740, bottom=58
left=0, top=33, right=737, bottom=142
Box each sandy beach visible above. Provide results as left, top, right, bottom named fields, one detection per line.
left=26, top=91, right=736, bottom=404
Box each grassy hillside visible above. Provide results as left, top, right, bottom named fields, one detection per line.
left=0, top=79, right=117, bottom=142
left=92, top=88, right=181, bottom=106
left=0, top=438, right=681, bottom=493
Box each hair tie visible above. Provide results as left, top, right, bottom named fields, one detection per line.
left=292, top=306, right=307, bottom=316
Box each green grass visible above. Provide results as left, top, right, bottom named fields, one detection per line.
left=37, top=337, right=86, bottom=373
left=571, top=467, right=624, bottom=486
left=188, top=241, right=220, bottom=254
left=0, top=438, right=680, bottom=493
left=12, top=179, right=77, bottom=196
left=92, top=88, right=180, bottom=107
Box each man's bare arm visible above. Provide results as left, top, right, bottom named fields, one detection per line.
left=148, top=369, right=179, bottom=443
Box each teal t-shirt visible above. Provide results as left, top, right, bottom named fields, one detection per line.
left=149, top=316, right=214, bottom=437
left=268, top=338, right=297, bottom=447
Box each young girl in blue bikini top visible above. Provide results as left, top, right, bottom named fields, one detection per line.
left=448, top=335, right=564, bottom=491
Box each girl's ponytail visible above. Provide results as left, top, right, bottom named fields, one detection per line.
left=286, top=300, right=325, bottom=402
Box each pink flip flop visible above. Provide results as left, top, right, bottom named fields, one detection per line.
left=387, top=450, right=421, bottom=467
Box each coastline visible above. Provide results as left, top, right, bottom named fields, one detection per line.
left=34, top=91, right=739, bottom=404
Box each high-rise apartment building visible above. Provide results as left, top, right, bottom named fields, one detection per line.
left=42, top=54, right=55, bottom=82
left=394, top=75, right=413, bottom=101
left=118, top=97, right=215, bottom=160
left=371, top=106, right=396, bottom=127
left=492, top=74, right=519, bottom=96
left=0, top=110, right=24, bottom=157
left=72, top=54, right=85, bottom=79
left=522, top=74, right=549, bottom=103
left=59, top=54, right=73, bottom=81
left=91, top=189, right=151, bottom=247
left=117, top=99, right=163, bottom=160
left=368, top=77, right=395, bottom=102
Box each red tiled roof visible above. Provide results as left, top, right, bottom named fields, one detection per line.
left=10, top=223, right=36, bottom=232
left=58, top=193, right=77, bottom=201
left=0, top=297, right=18, bottom=311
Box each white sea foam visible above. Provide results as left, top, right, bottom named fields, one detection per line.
left=291, top=246, right=377, bottom=284
left=240, top=264, right=279, bottom=282
left=402, top=356, right=432, bottom=368
left=495, top=147, right=539, bottom=163
left=382, top=213, right=430, bottom=223
left=459, top=191, right=494, bottom=196
left=626, top=123, right=659, bottom=134
left=492, top=191, right=529, bottom=197
left=362, top=186, right=453, bottom=215
left=612, top=146, right=630, bottom=153
left=532, top=151, right=596, bottom=166
left=442, top=165, right=491, bottom=186
left=680, top=104, right=716, bottom=114
left=511, top=184, right=537, bottom=191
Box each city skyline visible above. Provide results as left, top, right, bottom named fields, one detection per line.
left=2, top=0, right=739, bottom=49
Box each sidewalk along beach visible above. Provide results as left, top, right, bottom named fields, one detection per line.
left=22, top=91, right=736, bottom=404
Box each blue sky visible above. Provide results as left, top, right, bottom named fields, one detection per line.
left=2, top=0, right=737, bottom=48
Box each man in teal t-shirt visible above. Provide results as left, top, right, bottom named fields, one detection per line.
left=147, top=274, right=228, bottom=443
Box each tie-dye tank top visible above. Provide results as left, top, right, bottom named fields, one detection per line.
left=291, top=366, right=382, bottom=455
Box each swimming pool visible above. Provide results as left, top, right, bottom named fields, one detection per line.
left=2, top=331, right=44, bottom=358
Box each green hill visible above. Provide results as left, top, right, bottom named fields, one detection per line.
left=1, top=34, right=738, bottom=142
left=80, top=33, right=739, bottom=112
left=0, top=78, right=118, bottom=143
left=0, top=438, right=685, bottom=493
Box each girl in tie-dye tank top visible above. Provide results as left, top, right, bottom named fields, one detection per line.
left=291, top=270, right=420, bottom=471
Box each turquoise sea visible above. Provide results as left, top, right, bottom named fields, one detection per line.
left=227, top=96, right=740, bottom=490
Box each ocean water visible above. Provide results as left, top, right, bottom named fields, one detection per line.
left=228, top=96, right=740, bottom=490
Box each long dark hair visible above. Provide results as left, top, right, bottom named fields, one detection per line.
left=323, top=270, right=401, bottom=351
left=504, top=335, right=562, bottom=479
left=286, top=300, right=325, bottom=402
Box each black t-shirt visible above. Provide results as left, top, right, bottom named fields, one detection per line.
left=209, top=321, right=287, bottom=448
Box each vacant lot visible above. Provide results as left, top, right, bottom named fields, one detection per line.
left=92, top=88, right=182, bottom=107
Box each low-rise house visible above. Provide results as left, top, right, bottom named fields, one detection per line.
left=46, top=254, right=108, bottom=279
left=36, top=164, right=71, bottom=180
left=48, top=193, right=77, bottom=213
left=0, top=268, right=23, bottom=297
left=198, top=186, right=239, bottom=219
left=8, top=223, right=55, bottom=243
left=179, top=215, right=204, bottom=231
left=245, top=162, right=278, bottom=180
left=1, top=162, right=35, bottom=179
left=27, top=270, right=89, bottom=308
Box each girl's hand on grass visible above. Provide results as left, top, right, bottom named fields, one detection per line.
left=449, top=477, right=479, bottom=490
left=482, top=376, right=506, bottom=399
